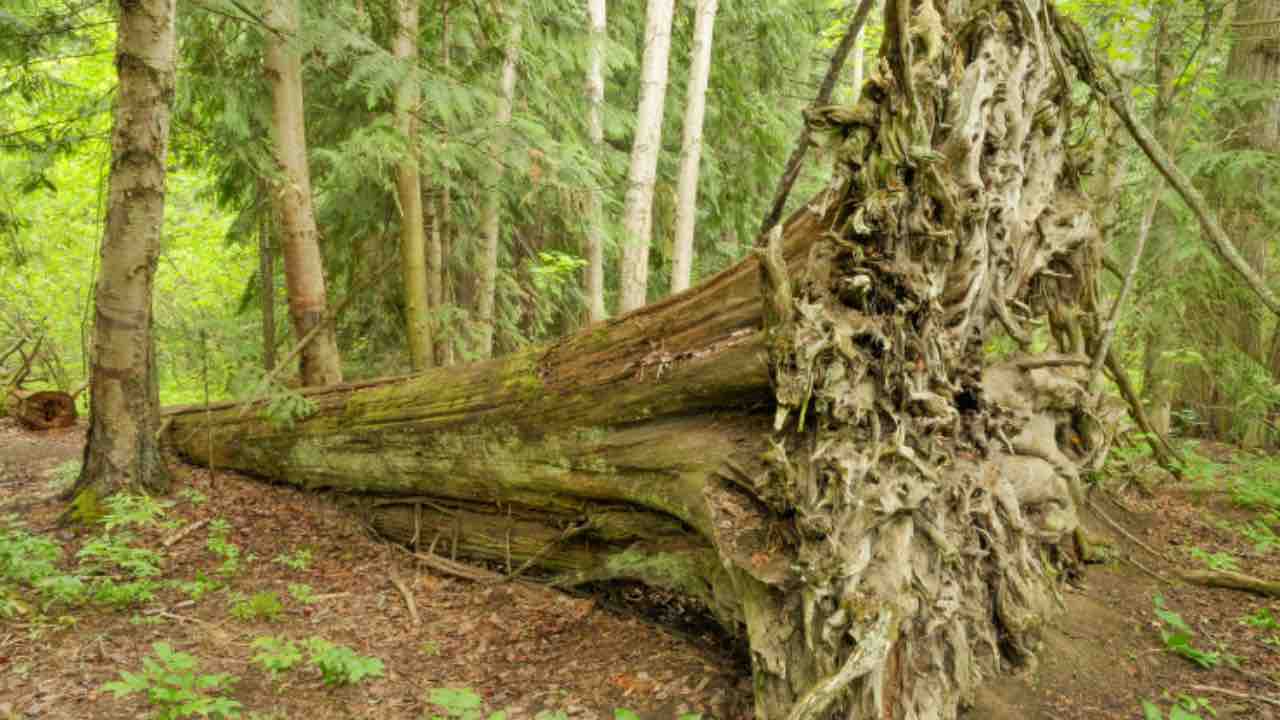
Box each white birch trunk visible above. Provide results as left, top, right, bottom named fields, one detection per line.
left=617, top=0, right=674, bottom=313
left=669, top=0, right=718, bottom=295
left=584, top=0, right=608, bottom=323
left=476, top=17, right=523, bottom=358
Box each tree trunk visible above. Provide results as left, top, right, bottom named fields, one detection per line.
left=476, top=14, right=523, bottom=358
left=584, top=0, right=609, bottom=323
left=166, top=3, right=1107, bottom=717
left=669, top=0, right=718, bottom=296
left=1175, top=0, right=1278, bottom=443
left=618, top=0, right=674, bottom=313
left=1222, top=0, right=1280, bottom=445
left=394, top=0, right=434, bottom=371
left=69, top=0, right=177, bottom=514
left=1138, top=0, right=1186, bottom=438
left=433, top=1, right=453, bottom=366
left=263, top=0, right=343, bottom=387
left=259, top=182, right=277, bottom=374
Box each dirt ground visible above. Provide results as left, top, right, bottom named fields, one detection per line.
left=2, top=418, right=1278, bottom=719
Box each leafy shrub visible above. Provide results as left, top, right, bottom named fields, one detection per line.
left=1153, top=596, right=1223, bottom=669
left=101, top=642, right=241, bottom=719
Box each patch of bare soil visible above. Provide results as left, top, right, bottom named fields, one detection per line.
left=3, top=422, right=1278, bottom=719
left=968, top=474, right=1280, bottom=720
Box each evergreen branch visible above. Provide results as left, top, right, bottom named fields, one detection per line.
left=0, top=49, right=111, bottom=71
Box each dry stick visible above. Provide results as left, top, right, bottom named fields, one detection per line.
left=1052, top=10, right=1280, bottom=319
left=389, top=574, right=421, bottom=625
left=757, top=0, right=878, bottom=240
left=1089, top=191, right=1160, bottom=387
left=162, top=518, right=209, bottom=548
left=1180, top=569, right=1280, bottom=598
left=1103, top=348, right=1183, bottom=476
left=1091, top=498, right=1280, bottom=597
left=1191, top=685, right=1280, bottom=709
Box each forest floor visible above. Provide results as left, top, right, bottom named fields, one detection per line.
left=0, top=417, right=1278, bottom=720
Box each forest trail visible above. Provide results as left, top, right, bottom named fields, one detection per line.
left=1, top=420, right=1277, bottom=719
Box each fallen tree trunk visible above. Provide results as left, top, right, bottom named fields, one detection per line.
left=166, top=3, right=1116, bottom=718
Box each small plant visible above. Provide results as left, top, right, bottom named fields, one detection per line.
left=172, top=572, right=222, bottom=602
left=272, top=549, right=312, bottom=571
left=251, top=636, right=302, bottom=679
left=93, top=579, right=160, bottom=608
left=1240, top=607, right=1280, bottom=630
left=419, top=639, right=441, bottom=657
left=228, top=592, right=284, bottom=623
left=101, top=493, right=173, bottom=531
left=423, top=688, right=504, bottom=720
left=262, top=391, right=316, bottom=430
left=177, top=488, right=209, bottom=506
left=78, top=533, right=164, bottom=578
left=304, top=637, right=384, bottom=686
left=1153, top=596, right=1222, bottom=669
left=1233, top=515, right=1280, bottom=554
left=101, top=642, right=241, bottom=719
left=1141, top=693, right=1215, bottom=720
left=206, top=521, right=241, bottom=577
left=1187, top=547, right=1239, bottom=572
left=46, top=460, right=81, bottom=494
left=286, top=583, right=317, bottom=605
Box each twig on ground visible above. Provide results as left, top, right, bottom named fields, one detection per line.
left=1088, top=498, right=1173, bottom=564
left=389, top=574, right=421, bottom=625
left=162, top=518, right=208, bottom=548
left=1189, top=685, right=1280, bottom=709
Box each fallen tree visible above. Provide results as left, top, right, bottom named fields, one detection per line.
left=166, top=3, right=1119, bottom=718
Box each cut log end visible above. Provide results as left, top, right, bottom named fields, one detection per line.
left=9, top=390, right=78, bottom=430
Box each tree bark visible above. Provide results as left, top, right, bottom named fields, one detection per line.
left=669, top=0, right=718, bottom=295
left=618, top=0, right=675, bottom=313
left=263, top=0, right=343, bottom=386
left=259, top=181, right=277, bottom=374
left=433, top=1, right=453, bottom=366
left=167, top=3, right=1108, bottom=717
left=476, top=13, right=523, bottom=358
left=69, top=0, right=177, bottom=514
left=584, top=0, right=609, bottom=323
left=394, top=0, right=434, bottom=371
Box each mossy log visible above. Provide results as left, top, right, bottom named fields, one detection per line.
left=166, top=3, right=1118, bottom=718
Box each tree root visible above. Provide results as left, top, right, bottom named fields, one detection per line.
left=1189, top=685, right=1280, bottom=709
left=785, top=609, right=897, bottom=720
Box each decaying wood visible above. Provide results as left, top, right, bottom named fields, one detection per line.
left=7, top=389, right=77, bottom=430
left=166, top=3, right=1118, bottom=718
